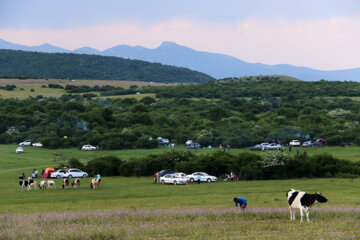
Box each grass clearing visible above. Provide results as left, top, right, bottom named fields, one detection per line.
left=0, top=78, right=171, bottom=99
left=1, top=145, right=359, bottom=239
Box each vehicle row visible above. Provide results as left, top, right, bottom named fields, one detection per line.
left=50, top=168, right=88, bottom=178
left=19, top=140, right=43, bottom=147
left=249, top=143, right=283, bottom=151
left=250, top=139, right=326, bottom=150
left=159, top=171, right=217, bottom=185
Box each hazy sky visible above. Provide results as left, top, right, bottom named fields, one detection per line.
left=0, top=0, right=359, bottom=70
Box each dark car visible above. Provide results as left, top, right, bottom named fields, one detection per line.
left=187, top=143, right=201, bottom=149
left=249, top=144, right=262, bottom=151
left=316, top=138, right=326, bottom=144
left=159, top=169, right=175, bottom=177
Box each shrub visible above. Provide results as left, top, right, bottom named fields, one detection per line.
left=86, top=156, right=123, bottom=176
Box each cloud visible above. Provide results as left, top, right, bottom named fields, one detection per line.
left=1, top=15, right=359, bottom=70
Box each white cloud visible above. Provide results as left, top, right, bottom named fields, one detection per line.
left=1, top=15, right=359, bottom=70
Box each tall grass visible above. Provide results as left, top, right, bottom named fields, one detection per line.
left=1, top=207, right=359, bottom=239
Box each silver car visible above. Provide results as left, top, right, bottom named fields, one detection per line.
left=50, top=169, right=67, bottom=178
left=63, top=168, right=88, bottom=178
left=16, top=147, right=24, bottom=153
left=160, top=174, right=187, bottom=185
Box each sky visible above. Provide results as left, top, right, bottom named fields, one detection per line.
left=0, top=0, right=359, bottom=70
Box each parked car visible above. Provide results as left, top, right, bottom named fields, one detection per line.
left=32, top=142, right=43, bottom=147
left=63, top=168, right=88, bottom=178
left=81, top=145, right=96, bottom=151
left=289, top=140, right=301, bottom=146
left=185, top=140, right=193, bottom=146
left=173, top=172, right=188, bottom=181
left=159, top=174, right=187, bottom=185
left=316, top=138, right=326, bottom=144
left=51, top=169, right=67, bottom=178
left=312, top=141, right=323, bottom=146
left=187, top=143, right=201, bottom=149
left=158, top=138, right=170, bottom=146
left=16, top=147, right=24, bottom=153
left=302, top=141, right=313, bottom=147
left=159, top=169, right=175, bottom=177
left=249, top=144, right=262, bottom=151
left=19, top=140, right=31, bottom=146
left=186, top=172, right=217, bottom=182
left=266, top=143, right=284, bottom=150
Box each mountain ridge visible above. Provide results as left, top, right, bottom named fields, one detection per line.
left=0, top=38, right=359, bottom=81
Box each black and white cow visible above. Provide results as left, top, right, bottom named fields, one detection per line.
left=72, top=178, right=80, bottom=188
left=62, top=179, right=69, bottom=189
left=39, top=180, right=46, bottom=189
left=286, top=189, right=328, bottom=223
left=19, top=179, right=35, bottom=191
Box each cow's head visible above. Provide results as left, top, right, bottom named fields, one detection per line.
left=315, top=192, right=328, bottom=203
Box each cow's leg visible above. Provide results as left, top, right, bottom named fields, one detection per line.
left=299, top=208, right=304, bottom=223
left=292, top=208, right=295, bottom=221
left=305, top=208, right=310, bottom=223
left=289, top=207, right=293, bottom=220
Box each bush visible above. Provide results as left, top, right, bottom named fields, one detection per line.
left=86, top=156, right=123, bottom=176
left=68, top=158, right=84, bottom=169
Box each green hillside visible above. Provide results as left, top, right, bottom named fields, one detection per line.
left=0, top=49, right=214, bottom=83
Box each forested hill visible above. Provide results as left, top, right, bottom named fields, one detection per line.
left=0, top=49, right=214, bottom=83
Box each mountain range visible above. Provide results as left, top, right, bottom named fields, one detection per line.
left=1, top=38, right=359, bottom=81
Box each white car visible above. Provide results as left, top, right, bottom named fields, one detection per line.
left=186, top=172, right=217, bottom=183
left=159, top=174, right=187, bottom=185
left=289, top=140, right=301, bottom=146
left=185, top=140, right=193, bottom=146
left=19, top=140, right=31, bottom=146
left=16, top=147, right=24, bottom=153
left=173, top=172, right=188, bottom=181
left=50, top=169, right=67, bottom=178
left=32, top=142, right=43, bottom=147
left=266, top=143, right=284, bottom=150
left=63, top=168, right=88, bottom=178
left=81, top=145, right=96, bottom=151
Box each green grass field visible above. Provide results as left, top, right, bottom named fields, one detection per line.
left=1, top=145, right=359, bottom=239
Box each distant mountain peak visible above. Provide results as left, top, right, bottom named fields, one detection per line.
left=159, top=41, right=179, bottom=47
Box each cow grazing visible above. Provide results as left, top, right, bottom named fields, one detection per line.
left=29, top=181, right=37, bottom=190
left=39, top=180, right=46, bottom=189
left=47, top=180, right=56, bottom=189
left=286, top=189, right=328, bottom=223
left=72, top=178, right=80, bottom=188
left=62, top=179, right=69, bottom=189
left=19, top=179, right=34, bottom=191
left=90, top=178, right=101, bottom=189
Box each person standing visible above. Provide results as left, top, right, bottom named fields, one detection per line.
left=234, top=197, right=247, bottom=210
left=156, top=172, right=160, bottom=184
left=197, top=174, right=201, bottom=184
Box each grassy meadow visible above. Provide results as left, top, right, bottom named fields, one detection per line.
left=1, top=144, right=359, bottom=239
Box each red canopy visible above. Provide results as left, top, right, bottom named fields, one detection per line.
left=42, top=168, right=55, bottom=179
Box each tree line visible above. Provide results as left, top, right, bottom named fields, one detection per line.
left=2, top=79, right=360, bottom=148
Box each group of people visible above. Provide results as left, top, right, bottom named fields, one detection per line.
left=18, top=169, right=39, bottom=179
